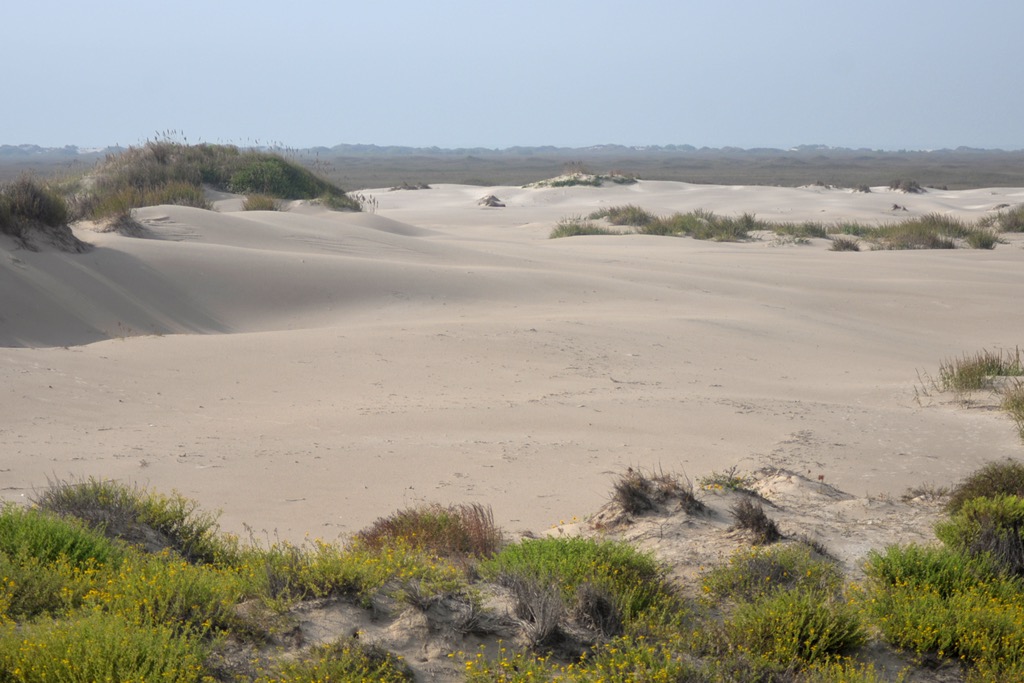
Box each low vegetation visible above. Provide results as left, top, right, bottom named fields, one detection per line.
left=0, top=175, right=86, bottom=251
left=6, top=460, right=1024, bottom=681
left=552, top=202, right=1020, bottom=250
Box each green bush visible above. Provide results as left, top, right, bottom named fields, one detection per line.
left=1003, top=381, right=1024, bottom=440
left=261, top=639, right=413, bottom=682
left=946, top=460, right=1024, bottom=513
left=936, top=495, right=1024, bottom=574
left=0, top=609, right=208, bottom=682
left=79, top=141, right=355, bottom=220
left=479, top=538, right=669, bottom=622
left=0, top=176, right=70, bottom=239
left=702, top=543, right=843, bottom=602
left=0, top=504, right=122, bottom=568
left=864, top=544, right=1024, bottom=673
left=725, top=589, right=865, bottom=666
left=34, top=478, right=232, bottom=566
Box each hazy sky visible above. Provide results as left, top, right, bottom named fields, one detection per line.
left=5, top=0, right=1022, bottom=150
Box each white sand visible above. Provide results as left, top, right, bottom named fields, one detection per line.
left=2, top=181, right=1022, bottom=541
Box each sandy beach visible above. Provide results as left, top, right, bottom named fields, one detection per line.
left=2, top=180, right=1022, bottom=542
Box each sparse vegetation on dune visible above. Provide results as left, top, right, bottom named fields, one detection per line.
left=555, top=201, right=1021, bottom=249
left=6, top=460, right=1024, bottom=681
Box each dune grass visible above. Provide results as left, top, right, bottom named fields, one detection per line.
left=562, top=201, right=1018, bottom=249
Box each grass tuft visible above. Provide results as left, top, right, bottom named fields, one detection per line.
left=549, top=215, right=619, bottom=238
left=587, top=204, right=656, bottom=227
left=356, top=503, right=503, bottom=559
left=611, top=467, right=705, bottom=515
left=242, top=194, right=280, bottom=211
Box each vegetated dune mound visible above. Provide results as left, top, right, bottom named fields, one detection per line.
left=1, top=180, right=1023, bottom=545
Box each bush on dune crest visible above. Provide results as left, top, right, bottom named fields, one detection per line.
left=73, top=140, right=359, bottom=222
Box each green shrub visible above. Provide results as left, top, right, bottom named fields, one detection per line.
left=356, top=503, right=503, bottom=559
left=641, top=209, right=756, bottom=241
left=549, top=215, right=618, bottom=238
left=868, top=215, right=961, bottom=250
left=79, top=141, right=354, bottom=220
left=774, top=221, right=828, bottom=239
left=946, top=461, right=1024, bottom=514
left=702, top=543, right=843, bottom=602
left=479, top=538, right=669, bottom=622
left=725, top=589, right=865, bottom=666
left=936, top=495, right=1024, bottom=574
left=699, top=466, right=756, bottom=494
left=34, top=478, right=233, bottom=566
left=0, top=609, right=208, bottom=682
left=864, top=544, right=1024, bottom=672
left=236, top=537, right=464, bottom=608
left=261, top=639, right=413, bottom=682
left=0, top=504, right=122, bottom=568
left=85, top=552, right=241, bottom=635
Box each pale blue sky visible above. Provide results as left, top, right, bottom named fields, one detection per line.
left=5, top=0, right=1022, bottom=150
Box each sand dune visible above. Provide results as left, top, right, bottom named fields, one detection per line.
left=1, top=181, right=1022, bottom=540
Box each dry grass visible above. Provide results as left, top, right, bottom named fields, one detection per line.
left=356, top=503, right=503, bottom=559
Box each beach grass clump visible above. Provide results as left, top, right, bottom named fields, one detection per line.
left=242, top=194, right=280, bottom=211
left=34, top=477, right=233, bottom=566
left=829, top=235, right=861, bottom=251
left=966, top=227, right=1001, bottom=249
left=701, top=543, right=844, bottom=603
left=641, top=209, right=758, bottom=241
left=356, top=503, right=503, bottom=559
left=612, top=467, right=705, bottom=515
left=889, top=179, right=924, bottom=193
left=867, top=213, right=962, bottom=250
left=936, top=347, right=1023, bottom=397
left=995, top=204, right=1024, bottom=232
left=549, top=215, right=619, bottom=238
left=587, top=204, right=656, bottom=227
left=774, top=221, right=828, bottom=239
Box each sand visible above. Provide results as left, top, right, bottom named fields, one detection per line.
left=2, top=181, right=1022, bottom=542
